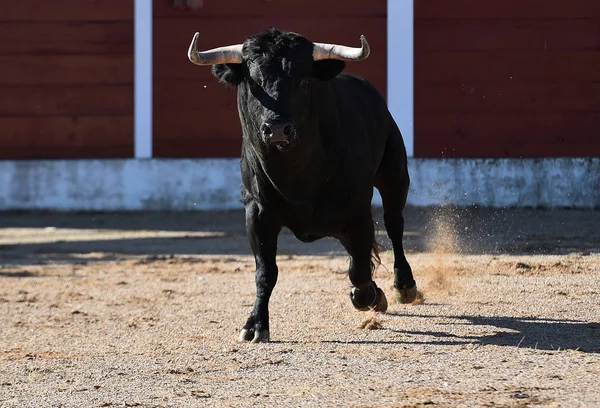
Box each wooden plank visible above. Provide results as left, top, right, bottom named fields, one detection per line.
left=414, top=136, right=600, bottom=158
left=0, top=85, right=133, bottom=116
left=154, top=109, right=242, bottom=157
left=415, top=0, right=600, bottom=19
left=415, top=112, right=600, bottom=157
left=416, top=18, right=600, bottom=52
left=416, top=82, right=600, bottom=113
left=0, top=146, right=133, bottom=160
left=154, top=0, right=386, bottom=18
left=0, top=1, right=133, bottom=22
left=154, top=110, right=241, bottom=140
left=154, top=80, right=237, bottom=112
left=415, top=51, right=600, bottom=83
left=0, top=116, right=133, bottom=159
left=0, top=55, right=133, bottom=85
left=154, top=137, right=242, bottom=158
left=0, top=22, right=133, bottom=55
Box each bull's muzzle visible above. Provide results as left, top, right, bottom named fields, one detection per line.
left=261, top=121, right=296, bottom=150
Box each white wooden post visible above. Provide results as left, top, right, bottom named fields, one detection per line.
left=134, top=0, right=153, bottom=158
left=387, top=0, right=414, bottom=157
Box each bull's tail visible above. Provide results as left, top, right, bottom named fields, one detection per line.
left=370, top=225, right=382, bottom=275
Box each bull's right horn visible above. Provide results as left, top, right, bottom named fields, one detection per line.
left=187, top=32, right=243, bottom=65
left=312, top=35, right=371, bottom=61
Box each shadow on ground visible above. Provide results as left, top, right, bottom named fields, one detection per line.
left=0, top=207, right=598, bottom=265
left=326, top=313, right=600, bottom=353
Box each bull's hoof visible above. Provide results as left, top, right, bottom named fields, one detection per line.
left=394, top=285, right=418, bottom=304
left=373, top=288, right=388, bottom=312
left=238, top=328, right=270, bottom=343
left=350, top=282, right=388, bottom=313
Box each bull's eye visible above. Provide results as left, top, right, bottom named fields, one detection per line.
left=299, top=79, right=310, bottom=89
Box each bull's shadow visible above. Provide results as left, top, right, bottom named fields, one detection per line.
left=455, top=314, right=600, bottom=353
left=1, top=206, right=598, bottom=267
left=326, top=313, right=600, bottom=353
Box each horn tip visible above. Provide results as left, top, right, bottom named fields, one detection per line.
left=188, top=32, right=200, bottom=64
left=359, top=35, right=370, bottom=59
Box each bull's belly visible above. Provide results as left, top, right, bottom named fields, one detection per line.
left=277, top=194, right=368, bottom=243
left=285, top=219, right=346, bottom=243
left=293, top=232, right=325, bottom=243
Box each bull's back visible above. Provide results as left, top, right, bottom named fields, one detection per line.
left=325, top=73, right=394, bottom=176
left=330, top=74, right=391, bottom=130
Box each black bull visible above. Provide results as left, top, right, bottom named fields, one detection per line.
left=188, top=28, right=417, bottom=342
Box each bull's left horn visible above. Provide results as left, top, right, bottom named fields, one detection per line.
left=187, top=32, right=243, bottom=65
left=312, top=35, right=370, bottom=61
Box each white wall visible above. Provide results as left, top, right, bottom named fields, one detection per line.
left=1, top=158, right=598, bottom=211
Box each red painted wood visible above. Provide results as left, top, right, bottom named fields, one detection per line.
left=0, top=116, right=134, bottom=159
left=416, top=19, right=600, bottom=52
left=0, top=2, right=134, bottom=159
left=0, top=85, right=133, bottom=116
left=153, top=0, right=385, bottom=18
left=415, top=51, right=600, bottom=83
left=416, top=0, right=600, bottom=19
left=415, top=112, right=600, bottom=158
left=415, top=1, right=600, bottom=157
left=0, top=22, right=133, bottom=55
left=153, top=110, right=242, bottom=158
left=1, top=146, right=133, bottom=160
left=154, top=137, right=242, bottom=158
left=416, top=82, right=600, bottom=113
left=0, top=55, right=134, bottom=86
left=154, top=80, right=238, bottom=112
left=0, top=1, right=133, bottom=22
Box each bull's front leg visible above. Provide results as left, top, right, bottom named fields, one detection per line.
left=344, top=209, right=388, bottom=313
left=239, top=201, right=282, bottom=343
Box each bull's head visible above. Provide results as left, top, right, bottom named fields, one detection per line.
left=187, top=28, right=370, bottom=152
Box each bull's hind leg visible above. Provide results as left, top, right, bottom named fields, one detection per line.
left=342, top=208, right=388, bottom=312
left=375, top=136, right=418, bottom=304
left=239, top=201, right=282, bottom=343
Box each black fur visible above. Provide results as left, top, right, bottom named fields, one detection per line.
left=206, top=28, right=416, bottom=341
left=212, top=63, right=243, bottom=85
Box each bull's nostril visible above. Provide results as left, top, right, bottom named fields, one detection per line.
left=283, top=124, right=292, bottom=136
left=261, top=124, right=272, bottom=136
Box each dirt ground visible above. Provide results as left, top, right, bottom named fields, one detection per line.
left=0, top=206, right=599, bottom=408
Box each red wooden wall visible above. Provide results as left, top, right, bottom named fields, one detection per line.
left=153, top=0, right=386, bottom=158
left=0, top=1, right=134, bottom=160
left=415, top=0, right=600, bottom=158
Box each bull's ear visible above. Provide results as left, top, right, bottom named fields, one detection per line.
left=312, top=60, right=346, bottom=81
left=212, top=63, right=244, bottom=85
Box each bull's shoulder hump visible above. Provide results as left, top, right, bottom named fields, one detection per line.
left=330, top=73, right=385, bottom=102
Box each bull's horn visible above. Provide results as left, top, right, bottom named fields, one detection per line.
left=312, top=35, right=370, bottom=61
left=187, top=32, right=243, bottom=65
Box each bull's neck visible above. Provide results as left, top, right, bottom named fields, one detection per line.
left=244, top=132, right=330, bottom=205
left=237, top=82, right=336, bottom=206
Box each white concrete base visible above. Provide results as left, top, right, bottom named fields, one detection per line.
left=1, top=158, right=598, bottom=211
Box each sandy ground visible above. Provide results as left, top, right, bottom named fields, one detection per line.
left=0, top=206, right=599, bottom=408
